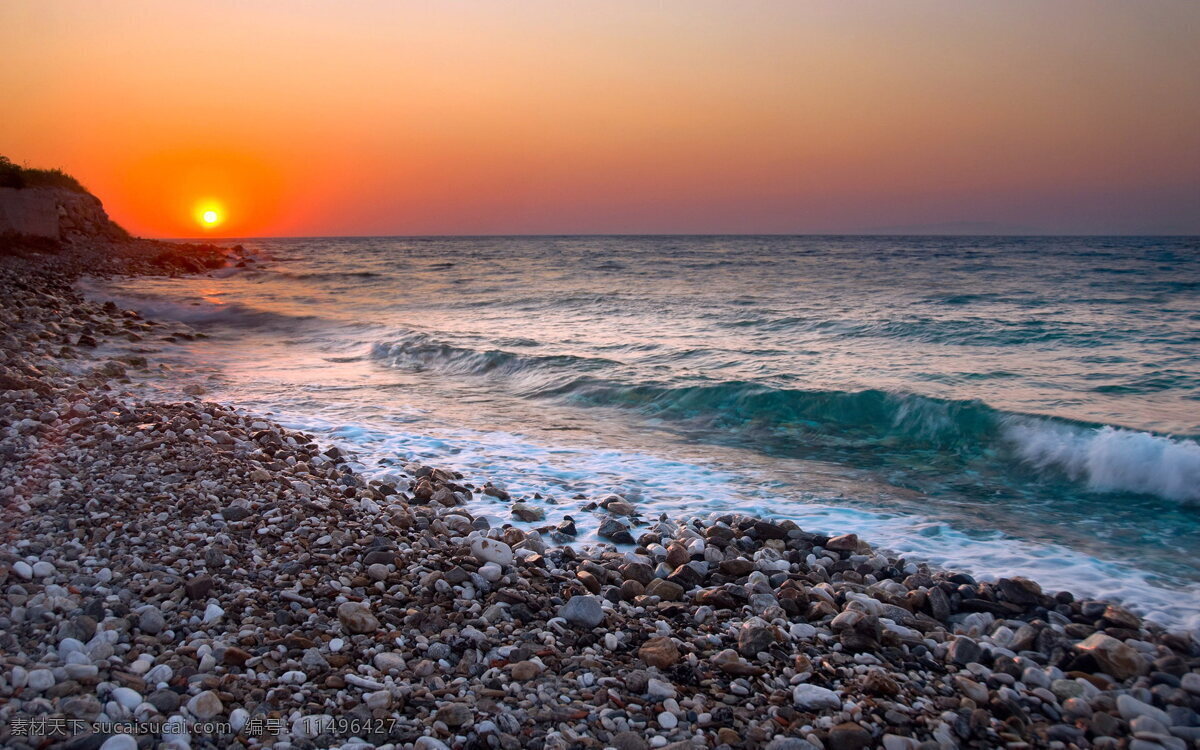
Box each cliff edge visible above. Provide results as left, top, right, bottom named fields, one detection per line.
left=0, top=185, right=128, bottom=242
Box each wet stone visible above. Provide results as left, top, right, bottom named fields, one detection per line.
left=644, top=578, right=685, bottom=601
left=559, top=594, right=605, bottom=628
left=948, top=636, right=982, bottom=666
left=598, top=518, right=635, bottom=544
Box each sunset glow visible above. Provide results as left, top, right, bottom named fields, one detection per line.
left=2, top=0, right=1198, bottom=236
left=193, top=199, right=226, bottom=231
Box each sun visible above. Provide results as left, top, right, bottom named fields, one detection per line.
left=194, top=201, right=225, bottom=230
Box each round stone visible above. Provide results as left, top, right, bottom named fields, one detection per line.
left=374, top=652, right=406, bottom=672
left=478, top=562, right=503, bottom=582
left=230, top=708, right=250, bottom=733
left=336, top=601, right=380, bottom=634
left=110, top=687, right=143, bottom=710
left=470, top=538, right=513, bottom=566
left=26, top=669, right=55, bottom=692
left=279, top=670, right=307, bottom=684
left=148, top=689, right=181, bottom=713
left=187, top=690, right=223, bottom=720
left=138, top=607, right=166, bottom=634
left=558, top=595, right=605, bottom=628
left=145, top=664, right=173, bottom=685
left=793, top=684, right=841, bottom=710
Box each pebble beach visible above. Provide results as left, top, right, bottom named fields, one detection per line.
left=2, top=237, right=1200, bottom=750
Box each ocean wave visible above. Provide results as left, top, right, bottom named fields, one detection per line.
left=367, top=330, right=1200, bottom=504
left=1003, top=420, right=1200, bottom=504
left=566, top=381, right=1001, bottom=448
left=572, top=381, right=1200, bottom=504
left=370, top=332, right=617, bottom=389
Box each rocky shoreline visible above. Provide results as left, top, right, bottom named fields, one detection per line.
left=2, top=239, right=1199, bottom=750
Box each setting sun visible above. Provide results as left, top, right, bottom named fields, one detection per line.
left=194, top=201, right=225, bottom=231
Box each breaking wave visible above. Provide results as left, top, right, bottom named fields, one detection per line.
left=371, top=331, right=1200, bottom=504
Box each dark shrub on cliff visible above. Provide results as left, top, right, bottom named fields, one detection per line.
left=0, top=155, right=90, bottom=193
left=0, top=156, right=21, bottom=188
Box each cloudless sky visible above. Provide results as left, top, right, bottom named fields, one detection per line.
left=2, top=1, right=1198, bottom=237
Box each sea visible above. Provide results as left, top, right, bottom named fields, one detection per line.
left=86, top=235, right=1200, bottom=630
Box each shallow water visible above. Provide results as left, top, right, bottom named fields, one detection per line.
left=88, top=235, right=1200, bottom=629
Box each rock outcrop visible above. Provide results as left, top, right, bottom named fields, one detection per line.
left=0, top=186, right=126, bottom=242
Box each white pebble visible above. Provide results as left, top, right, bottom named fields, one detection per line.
left=203, top=603, right=224, bottom=623
left=470, top=537, right=513, bottom=566
left=26, top=669, right=55, bottom=692
left=279, top=670, right=307, bottom=684
left=146, top=664, right=174, bottom=684
left=230, top=708, right=249, bottom=733
left=478, top=562, right=503, bottom=582
left=111, top=687, right=143, bottom=710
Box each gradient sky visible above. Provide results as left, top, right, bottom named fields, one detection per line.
left=3, top=1, right=1198, bottom=237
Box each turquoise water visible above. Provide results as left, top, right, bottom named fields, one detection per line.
left=93, top=235, right=1200, bottom=628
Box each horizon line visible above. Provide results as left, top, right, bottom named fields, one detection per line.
left=167, top=231, right=1200, bottom=242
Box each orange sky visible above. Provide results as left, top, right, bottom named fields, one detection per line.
left=2, top=1, right=1198, bottom=237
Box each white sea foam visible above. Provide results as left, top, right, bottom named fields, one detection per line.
left=1003, top=418, right=1200, bottom=504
